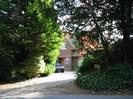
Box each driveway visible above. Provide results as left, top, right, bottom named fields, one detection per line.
left=0, top=71, right=133, bottom=99
left=0, top=71, right=88, bottom=98
left=0, top=71, right=76, bottom=90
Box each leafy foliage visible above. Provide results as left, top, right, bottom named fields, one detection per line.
left=55, top=0, right=119, bottom=49
left=76, top=63, right=133, bottom=91
left=0, top=0, right=63, bottom=81
left=43, top=64, right=56, bottom=76
left=78, top=55, right=99, bottom=73
left=55, top=0, right=133, bottom=64
left=55, top=0, right=133, bottom=92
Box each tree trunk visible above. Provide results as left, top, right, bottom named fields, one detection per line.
left=120, top=0, right=133, bottom=63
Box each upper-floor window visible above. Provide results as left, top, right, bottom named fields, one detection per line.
left=61, top=42, right=67, bottom=50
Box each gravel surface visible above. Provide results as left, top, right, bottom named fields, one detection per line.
left=0, top=71, right=132, bottom=98
left=0, top=72, right=88, bottom=98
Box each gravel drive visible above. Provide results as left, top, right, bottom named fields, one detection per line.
left=0, top=71, right=132, bottom=98
left=0, top=71, right=88, bottom=98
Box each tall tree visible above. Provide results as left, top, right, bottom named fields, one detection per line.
left=55, top=0, right=133, bottom=64
left=119, top=0, right=133, bottom=62
left=0, top=0, right=63, bottom=81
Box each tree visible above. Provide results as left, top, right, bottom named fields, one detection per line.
left=55, top=0, right=133, bottom=64
left=0, top=0, right=63, bottom=81
left=119, top=0, right=133, bottom=62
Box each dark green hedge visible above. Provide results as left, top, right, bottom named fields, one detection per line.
left=76, top=64, right=133, bottom=91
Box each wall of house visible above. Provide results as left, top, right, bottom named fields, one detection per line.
left=58, top=33, right=83, bottom=71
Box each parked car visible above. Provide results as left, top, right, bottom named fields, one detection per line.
left=55, top=63, right=64, bottom=73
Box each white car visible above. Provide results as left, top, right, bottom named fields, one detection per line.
left=55, top=63, right=64, bottom=73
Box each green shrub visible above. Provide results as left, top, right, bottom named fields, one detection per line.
left=0, top=51, right=14, bottom=82
left=43, top=64, right=56, bottom=76
left=78, top=54, right=101, bottom=74
left=13, top=57, right=40, bottom=79
left=76, top=63, right=133, bottom=91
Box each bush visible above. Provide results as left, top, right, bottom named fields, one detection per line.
left=43, top=64, right=56, bottom=76
left=0, top=52, right=14, bottom=82
left=76, top=63, right=133, bottom=91
left=78, top=54, right=101, bottom=74
left=12, top=57, right=40, bottom=80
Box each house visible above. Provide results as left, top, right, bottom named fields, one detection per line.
left=57, top=32, right=100, bottom=71
left=57, top=34, right=83, bottom=71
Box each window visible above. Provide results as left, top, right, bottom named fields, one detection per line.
left=65, top=58, right=70, bottom=64
left=61, top=42, right=66, bottom=49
